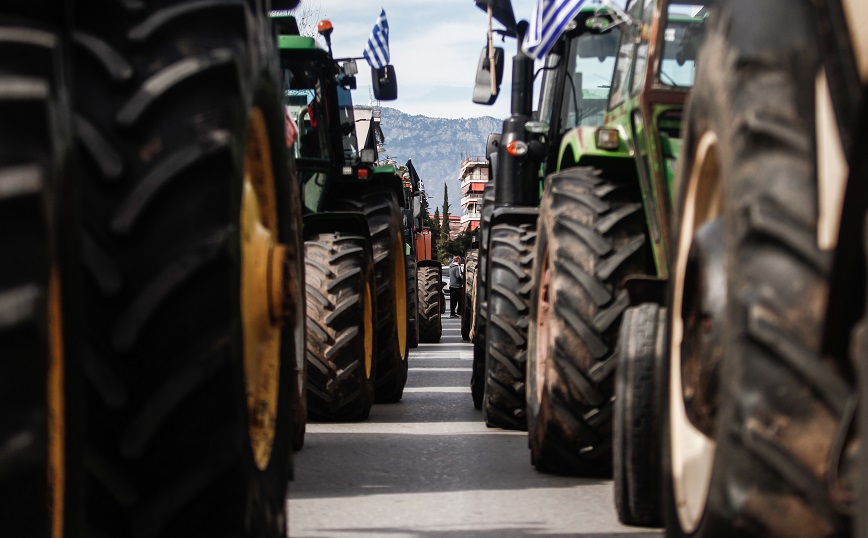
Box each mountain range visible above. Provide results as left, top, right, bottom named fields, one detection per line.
left=376, top=107, right=502, bottom=219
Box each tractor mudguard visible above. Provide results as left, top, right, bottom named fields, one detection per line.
left=557, top=125, right=631, bottom=170
left=417, top=259, right=441, bottom=271
left=490, top=206, right=539, bottom=229
left=303, top=212, right=373, bottom=255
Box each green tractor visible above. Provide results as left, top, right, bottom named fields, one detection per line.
left=523, top=0, right=710, bottom=521
left=1, top=0, right=305, bottom=536
left=402, top=160, right=444, bottom=344
left=274, top=15, right=409, bottom=427
left=473, top=0, right=708, bottom=513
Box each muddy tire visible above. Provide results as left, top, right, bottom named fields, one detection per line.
left=527, top=168, right=646, bottom=475
left=0, top=7, right=82, bottom=536
left=662, top=3, right=849, bottom=536
left=462, top=249, right=478, bottom=340
left=330, top=188, right=408, bottom=402
left=408, top=257, right=419, bottom=348
left=471, top=181, right=496, bottom=409
left=304, top=233, right=376, bottom=421
left=614, top=304, right=665, bottom=527
left=483, top=223, right=536, bottom=430
left=73, top=2, right=297, bottom=535
left=418, top=265, right=442, bottom=343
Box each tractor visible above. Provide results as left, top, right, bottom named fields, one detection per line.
left=1, top=0, right=305, bottom=536
left=274, top=15, right=409, bottom=429
left=659, top=0, right=868, bottom=536
left=403, top=160, right=444, bottom=343
left=472, top=0, right=710, bottom=522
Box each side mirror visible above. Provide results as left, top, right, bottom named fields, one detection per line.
left=472, top=45, right=504, bottom=105
left=372, top=65, right=398, bottom=101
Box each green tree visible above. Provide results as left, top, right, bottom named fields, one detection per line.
left=441, top=184, right=451, bottom=242
left=441, top=232, right=473, bottom=261
left=432, top=207, right=441, bottom=241
left=421, top=193, right=432, bottom=228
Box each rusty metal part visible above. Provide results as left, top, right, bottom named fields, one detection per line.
left=680, top=218, right=725, bottom=438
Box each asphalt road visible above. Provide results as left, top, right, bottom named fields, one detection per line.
left=288, top=303, right=662, bottom=538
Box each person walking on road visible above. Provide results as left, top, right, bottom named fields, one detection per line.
left=448, top=256, right=463, bottom=318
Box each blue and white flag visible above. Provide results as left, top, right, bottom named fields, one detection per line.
left=363, top=9, right=390, bottom=69
left=522, top=0, right=588, bottom=60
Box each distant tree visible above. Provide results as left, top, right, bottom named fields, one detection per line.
left=440, top=232, right=473, bottom=261
left=432, top=207, right=442, bottom=241
left=420, top=193, right=432, bottom=228
left=441, top=184, right=451, bottom=242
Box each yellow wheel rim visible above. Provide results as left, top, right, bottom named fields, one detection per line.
left=241, top=108, right=284, bottom=471
left=364, top=279, right=374, bottom=378
left=48, top=266, right=64, bottom=538
left=394, top=234, right=408, bottom=359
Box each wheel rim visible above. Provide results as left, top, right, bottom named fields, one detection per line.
left=241, top=108, right=283, bottom=471
left=48, top=266, right=64, bottom=538
left=670, top=131, right=722, bottom=532
left=533, top=246, right=552, bottom=409
left=394, top=235, right=408, bottom=358
left=364, top=278, right=374, bottom=378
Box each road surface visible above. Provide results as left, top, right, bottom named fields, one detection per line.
left=288, top=306, right=662, bottom=538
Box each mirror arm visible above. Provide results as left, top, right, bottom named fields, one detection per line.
left=488, top=5, right=497, bottom=97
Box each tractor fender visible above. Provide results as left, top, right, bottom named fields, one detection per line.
left=303, top=212, right=374, bottom=256
left=490, top=207, right=539, bottom=229
left=417, top=259, right=441, bottom=271
left=557, top=125, right=631, bottom=170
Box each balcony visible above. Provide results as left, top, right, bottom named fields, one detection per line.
left=461, top=194, right=483, bottom=207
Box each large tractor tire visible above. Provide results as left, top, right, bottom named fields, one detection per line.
left=461, top=249, right=478, bottom=340
left=417, top=264, right=442, bottom=343
left=407, top=257, right=419, bottom=348
left=0, top=6, right=83, bottom=536
left=73, top=2, right=300, bottom=535
left=662, top=2, right=849, bottom=536
left=471, top=180, right=496, bottom=409
left=482, top=223, right=536, bottom=430
left=527, top=168, right=646, bottom=475
left=331, top=188, right=408, bottom=402
left=614, top=304, right=665, bottom=527
left=304, top=233, right=376, bottom=421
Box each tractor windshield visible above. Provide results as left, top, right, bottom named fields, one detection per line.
left=282, top=62, right=331, bottom=161
left=557, top=29, right=620, bottom=130
left=336, top=86, right=360, bottom=162
left=657, top=3, right=710, bottom=88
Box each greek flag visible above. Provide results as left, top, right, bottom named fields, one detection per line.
left=522, top=0, right=588, bottom=60
left=363, top=9, right=390, bottom=69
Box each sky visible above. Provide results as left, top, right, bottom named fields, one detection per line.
left=288, top=0, right=538, bottom=120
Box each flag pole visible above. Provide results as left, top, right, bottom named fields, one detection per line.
left=488, top=5, right=496, bottom=96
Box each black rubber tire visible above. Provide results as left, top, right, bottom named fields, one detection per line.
left=527, top=167, right=646, bottom=475
left=482, top=223, right=536, bottom=430
left=418, top=265, right=442, bottom=343
left=330, top=188, right=408, bottom=402
left=461, top=249, right=478, bottom=340
left=614, top=304, right=665, bottom=528
left=304, top=233, right=376, bottom=421
left=73, top=3, right=295, bottom=535
left=0, top=8, right=83, bottom=536
left=662, top=3, right=848, bottom=536
left=407, top=257, right=419, bottom=348
left=471, top=181, right=495, bottom=409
